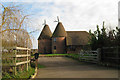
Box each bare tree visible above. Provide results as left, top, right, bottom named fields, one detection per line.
left=0, top=3, right=32, bottom=48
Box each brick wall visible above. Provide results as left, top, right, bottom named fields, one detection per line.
left=38, top=39, right=52, bottom=54
left=52, top=37, right=66, bottom=54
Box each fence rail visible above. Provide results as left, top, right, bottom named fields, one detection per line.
left=78, top=46, right=119, bottom=66
left=78, top=49, right=101, bottom=63
left=101, top=46, right=120, bottom=64
left=2, top=47, right=31, bottom=75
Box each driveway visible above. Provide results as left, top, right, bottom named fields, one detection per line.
left=35, top=57, right=119, bottom=78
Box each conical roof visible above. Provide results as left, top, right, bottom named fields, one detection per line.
left=38, top=24, right=52, bottom=40
left=52, top=22, right=67, bottom=37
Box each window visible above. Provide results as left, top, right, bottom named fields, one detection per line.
left=53, top=38, right=56, bottom=42
left=54, top=46, right=56, bottom=50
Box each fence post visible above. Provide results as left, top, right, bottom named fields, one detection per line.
left=27, top=49, right=28, bottom=71
left=29, top=50, right=31, bottom=66
left=13, top=49, right=17, bottom=75
left=97, top=48, right=101, bottom=63
left=116, top=46, right=119, bottom=64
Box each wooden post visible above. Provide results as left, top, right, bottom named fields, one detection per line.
left=28, top=50, right=31, bottom=66
left=97, top=48, right=101, bottom=63
left=27, top=49, right=28, bottom=71
left=13, top=49, right=17, bottom=75
left=35, top=59, right=38, bottom=69
left=116, top=46, right=119, bottom=64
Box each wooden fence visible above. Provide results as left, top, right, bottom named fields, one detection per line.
left=101, top=46, right=120, bottom=64
left=78, top=48, right=101, bottom=63
left=78, top=47, right=120, bottom=66
left=2, top=47, right=31, bottom=75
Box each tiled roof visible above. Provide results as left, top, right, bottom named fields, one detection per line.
left=52, top=22, right=67, bottom=37
left=38, top=24, right=52, bottom=40
left=66, top=31, right=90, bottom=45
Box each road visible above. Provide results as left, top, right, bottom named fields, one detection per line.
left=34, top=57, right=119, bottom=78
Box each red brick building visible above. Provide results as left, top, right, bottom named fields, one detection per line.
left=38, top=22, right=90, bottom=54
left=38, top=24, right=52, bottom=54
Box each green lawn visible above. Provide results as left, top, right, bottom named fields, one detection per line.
left=44, top=54, right=68, bottom=56
left=39, top=53, right=80, bottom=61
left=67, top=54, right=79, bottom=59
left=39, top=53, right=79, bottom=59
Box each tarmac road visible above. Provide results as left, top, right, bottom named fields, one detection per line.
left=34, top=57, right=119, bottom=78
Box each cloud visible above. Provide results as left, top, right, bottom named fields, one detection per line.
left=1, top=0, right=120, bottom=49
left=25, top=0, right=119, bottom=48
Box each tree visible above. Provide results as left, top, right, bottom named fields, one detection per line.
left=116, top=27, right=120, bottom=46
left=89, top=21, right=117, bottom=50
left=89, top=30, right=97, bottom=50
left=0, top=3, right=32, bottom=48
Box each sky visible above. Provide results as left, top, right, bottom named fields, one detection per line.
left=1, top=0, right=120, bottom=49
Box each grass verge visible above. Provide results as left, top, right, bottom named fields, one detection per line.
left=31, top=62, right=45, bottom=69
left=40, top=54, right=68, bottom=56
left=2, top=66, right=35, bottom=79
left=67, top=54, right=79, bottom=59
left=37, top=64, right=45, bottom=68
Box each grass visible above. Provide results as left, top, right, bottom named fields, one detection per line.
left=39, top=53, right=92, bottom=60
left=67, top=54, right=79, bottom=59
left=2, top=66, right=35, bottom=79
left=39, top=53, right=80, bottom=61
left=39, top=53, right=80, bottom=60
left=40, top=53, right=68, bottom=56
left=2, top=61, right=45, bottom=79
left=37, top=64, right=45, bottom=68
left=31, top=61, right=45, bottom=69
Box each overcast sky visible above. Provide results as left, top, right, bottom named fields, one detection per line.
left=1, top=0, right=120, bottom=49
